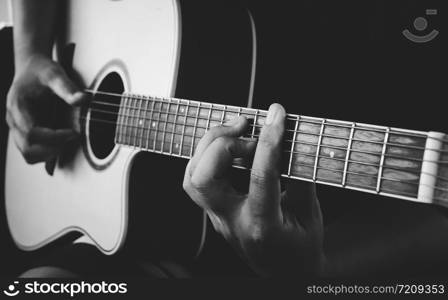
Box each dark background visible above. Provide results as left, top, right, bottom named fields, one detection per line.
left=1, top=0, right=447, bottom=278
left=0, top=27, right=17, bottom=276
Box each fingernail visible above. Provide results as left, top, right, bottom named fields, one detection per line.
left=265, top=104, right=279, bottom=125
left=71, top=92, right=85, bottom=103
left=72, top=91, right=83, bottom=98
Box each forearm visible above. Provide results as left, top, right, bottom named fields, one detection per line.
left=12, top=0, right=59, bottom=69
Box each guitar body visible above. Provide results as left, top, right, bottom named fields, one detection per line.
left=5, top=0, right=255, bottom=257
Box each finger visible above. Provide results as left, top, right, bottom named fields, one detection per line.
left=189, top=137, right=256, bottom=189
left=282, top=179, right=322, bottom=229
left=11, top=129, right=60, bottom=164
left=43, top=65, right=86, bottom=106
left=8, top=103, right=77, bottom=146
left=27, top=127, right=78, bottom=145
left=45, top=157, right=58, bottom=176
left=7, top=98, right=35, bottom=135
left=248, top=103, right=286, bottom=219
left=189, top=116, right=249, bottom=175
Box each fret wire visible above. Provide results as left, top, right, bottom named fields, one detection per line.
left=152, top=97, right=161, bottom=151
left=137, top=96, right=144, bottom=148
left=313, top=119, right=326, bottom=181
left=124, top=94, right=132, bottom=147
left=144, top=96, right=151, bottom=150
left=132, top=94, right=140, bottom=147
left=342, top=123, right=356, bottom=186
left=190, top=102, right=201, bottom=157
left=161, top=99, right=171, bottom=153
left=146, top=97, right=156, bottom=150
left=220, top=105, right=227, bottom=125
left=180, top=100, right=190, bottom=156
left=119, top=95, right=125, bottom=145
left=376, top=127, right=390, bottom=193
left=170, top=99, right=180, bottom=155
left=251, top=110, right=259, bottom=138
left=128, top=96, right=135, bottom=147
left=132, top=96, right=140, bottom=148
left=115, top=94, right=123, bottom=144
left=288, top=115, right=299, bottom=176
left=205, top=103, right=213, bottom=132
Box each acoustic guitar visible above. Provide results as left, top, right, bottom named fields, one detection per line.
left=5, top=0, right=448, bottom=257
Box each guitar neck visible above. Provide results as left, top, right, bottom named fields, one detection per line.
left=88, top=91, right=448, bottom=207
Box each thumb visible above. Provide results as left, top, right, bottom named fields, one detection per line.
left=44, top=65, right=86, bottom=106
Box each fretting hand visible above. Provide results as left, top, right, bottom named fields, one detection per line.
left=183, top=104, right=325, bottom=277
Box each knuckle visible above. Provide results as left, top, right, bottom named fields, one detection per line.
left=257, top=134, right=278, bottom=149
left=6, top=87, right=19, bottom=113
left=213, top=136, right=233, bottom=151
left=5, top=111, right=13, bottom=128
left=23, top=130, right=34, bottom=145
left=189, top=175, right=209, bottom=192
left=246, top=223, right=269, bottom=245
left=206, top=124, right=224, bottom=136
left=250, top=169, right=269, bottom=186
left=42, top=63, right=63, bottom=84
left=21, top=149, right=38, bottom=164
left=214, top=135, right=230, bottom=146
left=182, top=177, right=192, bottom=193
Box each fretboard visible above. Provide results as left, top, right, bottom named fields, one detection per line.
left=88, top=91, right=448, bottom=208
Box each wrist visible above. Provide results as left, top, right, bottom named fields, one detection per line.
left=14, top=49, right=52, bottom=74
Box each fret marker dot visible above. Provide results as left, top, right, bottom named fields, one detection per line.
left=330, top=151, right=335, bottom=158
left=175, top=143, right=179, bottom=149
left=152, top=122, right=156, bottom=128
left=180, top=108, right=184, bottom=113
left=139, top=119, right=143, bottom=126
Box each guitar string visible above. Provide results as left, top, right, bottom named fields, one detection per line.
left=116, top=138, right=437, bottom=202
left=88, top=104, right=436, bottom=153
left=87, top=104, right=448, bottom=157
left=85, top=104, right=448, bottom=159
left=89, top=95, right=436, bottom=143
left=104, top=123, right=448, bottom=196
left=85, top=89, right=448, bottom=144
left=82, top=90, right=448, bottom=203
left=82, top=115, right=448, bottom=166
left=81, top=116, right=448, bottom=184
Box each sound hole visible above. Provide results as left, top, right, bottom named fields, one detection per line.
left=89, top=72, right=124, bottom=160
